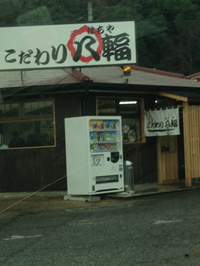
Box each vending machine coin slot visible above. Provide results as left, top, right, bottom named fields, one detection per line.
left=111, top=152, right=119, bottom=163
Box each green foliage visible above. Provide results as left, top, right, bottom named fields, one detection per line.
left=0, top=0, right=200, bottom=74
left=16, top=6, right=52, bottom=25
left=93, top=4, right=141, bottom=22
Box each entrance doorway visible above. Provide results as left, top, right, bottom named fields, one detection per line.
left=157, top=136, right=179, bottom=184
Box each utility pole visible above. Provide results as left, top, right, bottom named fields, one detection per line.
left=88, top=1, right=93, bottom=22
left=84, top=2, right=93, bottom=115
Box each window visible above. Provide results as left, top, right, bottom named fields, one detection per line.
left=0, top=99, right=55, bottom=149
left=97, top=97, right=145, bottom=143
left=0, top=103, right=19, bottom=118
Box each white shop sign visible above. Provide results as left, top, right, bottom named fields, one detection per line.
left=144, top=108, right=180, bottom=137
left=0, top=21, right=136, bottom=70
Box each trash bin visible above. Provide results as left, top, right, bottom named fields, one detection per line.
left=124, top=160, right=134, bottom=192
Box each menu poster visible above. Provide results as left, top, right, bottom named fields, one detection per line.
left=123, top=124, right=136, bottom=143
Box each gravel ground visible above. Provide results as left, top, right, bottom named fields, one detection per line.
left=0, top=193, right=134, bottom=219
left=1, top=190, right=200, bottom=266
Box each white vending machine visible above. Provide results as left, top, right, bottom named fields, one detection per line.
left=65, top=116, right=124, bottom=195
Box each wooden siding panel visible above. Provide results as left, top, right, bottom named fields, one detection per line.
left=157, top=136, right=179, bottom=184
left=183, top=101, right=191, bottom=187
left=188, top=105, right=200, bottom=179
left=197, top=107, right=200, bottom=177
left=0, top=93, right=81, bottom=192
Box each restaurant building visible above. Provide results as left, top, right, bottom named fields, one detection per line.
left=1, top=65, right=200, bottom=192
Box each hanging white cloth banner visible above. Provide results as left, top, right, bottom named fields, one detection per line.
left=144, top=107, right=180, bottom=136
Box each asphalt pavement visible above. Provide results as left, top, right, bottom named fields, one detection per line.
left=1, top=189, right=200, bottom=265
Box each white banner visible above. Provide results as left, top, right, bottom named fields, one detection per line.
left=144, top=108, right=180, bottom=136
left=0, top=21, right=136, bottom=71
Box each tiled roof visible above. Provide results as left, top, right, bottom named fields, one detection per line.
left=1, top=66, right=200, bottom=89
left=187, top=72, right=200, bottom=80
left=80, top=66, right=200, bottom=88
left=0, top=68, right=80, bottom=88
left=130, top=65, right=186, bottom=79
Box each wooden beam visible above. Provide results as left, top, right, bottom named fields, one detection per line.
left=157, top=137, right=162, bottom=185
left=183, top=101, right=192, bottom=187
left=141, top=98, right=146, bottom=143
left=161, top=179, right=179, bottom=185
left=159, top=92, right=188, bottom=102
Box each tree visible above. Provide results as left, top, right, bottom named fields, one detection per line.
left=1, top=0, right=200, bottom=74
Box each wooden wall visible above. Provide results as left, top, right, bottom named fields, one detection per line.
left=0, top=90, right=158, bottom=192
left=0, top=93, right=81, bottom=192
left=188, top=105, right=200, bottom=178
left=123, top=137, right=157, bottom=184
left=157, top=136, right=179, bottom=185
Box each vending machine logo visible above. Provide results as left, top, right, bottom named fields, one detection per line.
left=92, top=155, right=103, bottom=166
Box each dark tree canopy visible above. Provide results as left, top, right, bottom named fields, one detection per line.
left=0, top=0, right=200, bottom=75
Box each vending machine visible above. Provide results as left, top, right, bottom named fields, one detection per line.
left=65, top=116, right=124, bottom=195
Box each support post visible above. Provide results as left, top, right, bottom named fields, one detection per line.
left=183, top=101, right=192, bottom=187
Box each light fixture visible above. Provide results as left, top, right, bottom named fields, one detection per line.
left=119, top=101, right=137, bottom=105
left=123, top=65, right=131, bottom=76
